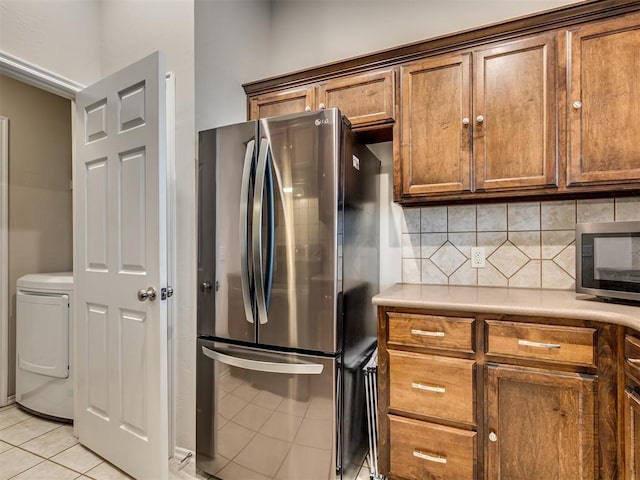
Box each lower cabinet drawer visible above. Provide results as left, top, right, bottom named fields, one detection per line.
left=387, top=312, right=474, bottom=352
left=389, top=349, right=475, bottom=424
left=390, top=414, right=476, bottom=480
left=485, top=320, right=595, bottom=367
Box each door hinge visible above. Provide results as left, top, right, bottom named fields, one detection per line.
left=161, top=286, right=174, bottom=300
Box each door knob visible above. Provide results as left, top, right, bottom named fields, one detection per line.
left=137, top=287, right=156, bottom=302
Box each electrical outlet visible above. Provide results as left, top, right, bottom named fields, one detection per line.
left=471, top=247, right=486, bottom=268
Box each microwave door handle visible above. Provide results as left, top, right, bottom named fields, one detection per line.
left=239, top=139, right=255, bottom=324
left=201, top=346, right=324, bottom=375
left=253, top=138, right=269, bottom=325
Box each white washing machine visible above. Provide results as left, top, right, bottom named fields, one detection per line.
left=16, top=272, right=74, bottom=421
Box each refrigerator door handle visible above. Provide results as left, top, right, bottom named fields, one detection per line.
left=264, top=152, right=275, bottom=311
left=201, top=346, right=324, bottom=375
left=253, top=138, right=269, bottom=325
left=239, top=139, right=256, bottom=325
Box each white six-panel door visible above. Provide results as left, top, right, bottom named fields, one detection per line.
left=73, top=52, right=168, bottom=480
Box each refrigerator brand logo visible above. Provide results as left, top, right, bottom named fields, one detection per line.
left=315, top=118, right=329, bottom=126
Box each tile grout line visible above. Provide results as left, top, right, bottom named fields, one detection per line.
left=0, top=407, right=102, bottom=480
left=12, top=441, right=97, bottom=478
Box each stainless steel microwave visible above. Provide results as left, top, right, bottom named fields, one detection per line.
left=576, top=221, right=640, bottom=302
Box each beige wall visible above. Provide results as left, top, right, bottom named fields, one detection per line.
left=0, top=75, right=73, bottom=395
left=0, top=0, right=101, bottom=86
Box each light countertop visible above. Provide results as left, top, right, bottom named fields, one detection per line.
left=373, top=284, right=640, bottom=330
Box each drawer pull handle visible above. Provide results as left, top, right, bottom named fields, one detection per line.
left=628, top=358, right=640, bottom=364
left=518, top=339, right=561, bottom=349
left=413, top=450, right=447, bottom=464
left=411, top=329, right=445, bottom=338
left=412, top=382, right=446, bottom=393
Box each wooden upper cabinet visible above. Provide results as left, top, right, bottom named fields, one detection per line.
left=397, top=33, right=557, bottom=201
left=399, top=53, right=472, bottom=197
left=248, top=86, right=314, bottom=120
left=474, top=34, right=558, bottom=191
left=566, top=12, right=640, bottom=186
left=244, top=4, right=640, bottom=204
left=248, top=69, right=395, bottom=129
left=317, top=68, right=395, bottom=128
left=486, top=364, right=596, bottom=480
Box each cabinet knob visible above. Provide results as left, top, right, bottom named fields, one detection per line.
left=318, top=103, right=326, bottom=109
left=462, top=117, right=470, bottom=125
left=476, top=115, right=484, bottom=123
left=304, top=106, right=311, bottom=112
left=489, top=431, right=498, bottom=442
left=573, top=101, right=582, bottom=110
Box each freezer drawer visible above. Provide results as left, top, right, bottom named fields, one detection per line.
left=196, top=339, right=337, bottom=480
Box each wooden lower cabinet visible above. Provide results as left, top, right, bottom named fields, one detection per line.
left=625, top=390, right=640, bottom=480
left=378, top=307, right=621, bottom=480
left=486, top=364, right=596, bottom=479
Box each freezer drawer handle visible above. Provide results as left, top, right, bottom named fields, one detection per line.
left=413, top=450, right=447, bottom=464
left=201, top=346, right=324, bottom=375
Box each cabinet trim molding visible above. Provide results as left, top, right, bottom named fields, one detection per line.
left=243, top=0, right=640, bottom=96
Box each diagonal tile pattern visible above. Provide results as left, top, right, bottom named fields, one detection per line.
left=488, top=242, right=528, bottom=279
left=401, top=196, right=640, bottom=290
left=430, top=242, right=466, bottom=276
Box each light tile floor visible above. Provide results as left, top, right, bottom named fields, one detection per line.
left=0, top=404, right=373, bottom=480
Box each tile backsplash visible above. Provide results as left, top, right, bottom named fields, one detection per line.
left=400, top=197, right=640, bottom=289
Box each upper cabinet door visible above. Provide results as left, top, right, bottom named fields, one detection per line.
left=474, top=33, right=558, bottom=191
left=318, top=68, right=395, bottom=128
left=248, top=86, right=315, bottom=120
left=567, top=13, right=640, bottom=186
left=399, top=53, right=472, bottom=197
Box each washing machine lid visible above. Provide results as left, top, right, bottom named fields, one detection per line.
left=17, top=272, right=73, bottom=291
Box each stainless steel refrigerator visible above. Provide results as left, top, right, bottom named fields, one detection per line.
left=196, top=109, right=379, bottom=480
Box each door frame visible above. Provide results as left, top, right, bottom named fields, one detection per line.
left=0, top=51, right=82, bottom=409
left=0, top=51, right=177, bottom=456
left=0, top=116, right=8, bottom=407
